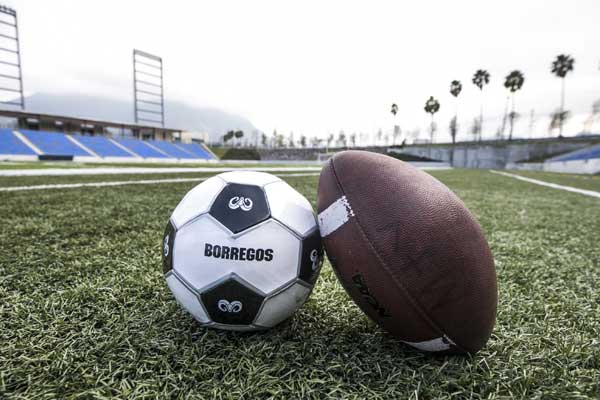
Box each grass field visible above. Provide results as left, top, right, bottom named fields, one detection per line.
left=1, top=167, right=599, bottom=399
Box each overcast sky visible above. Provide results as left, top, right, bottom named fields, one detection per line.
left=3, top=0, right=600, bottom=141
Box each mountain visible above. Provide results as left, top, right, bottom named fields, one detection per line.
left=19, top=92, right=257, bottom=141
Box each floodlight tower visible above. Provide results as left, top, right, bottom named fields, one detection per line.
left=132, top=49, right=164, bottom=126
left=0, top=5, right=24, bottom=109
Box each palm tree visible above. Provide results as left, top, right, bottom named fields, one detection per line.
left=234, top=130, right=244, bottom=147
left=449, top=80, right=462, bottom=165
left=450, top=80, right=462, bottom=98
left=349, top=133, right=357, bottom=147
left=223, top=130, right=235, bottom=146
left=504, top=70, right=525, bottom=141
left=337, top=131, right=347, bottom=148
left=424, top=96, right=440, bottom=145
left=300, top=135, right=307, bottom=148
left=391, top=103, right=399, bottom=144
left=551, top=54, right=575, bottom=137
left=472, top=69, right=490, bottom=141
left=326, top=133, right=334, bottom=152
left=448, top=117, right=458, bottom=162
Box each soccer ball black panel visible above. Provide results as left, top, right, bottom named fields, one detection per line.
left=200, top=278, right=265, bottom=325
left=209, top=183, right=270, bottom=234
left=299, top=230, right=323, bottom=285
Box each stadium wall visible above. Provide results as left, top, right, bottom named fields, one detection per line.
left=252, top=138, right=599, bottom=168
left=256, top=146, right=390, bottom=161
left=543, top=158, right=600, bottom=174
left=507, top=159, right=600, bottom=174
left=387, top=137, right=600, bottom=169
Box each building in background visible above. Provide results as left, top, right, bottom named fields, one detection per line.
left=178, top=131, right=209, bottom=144
left=0, top=109, right=180, bottom=141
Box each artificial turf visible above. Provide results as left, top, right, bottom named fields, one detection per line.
left=1, top=168, right=599, bottom=399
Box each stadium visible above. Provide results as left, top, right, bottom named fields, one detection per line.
left=1, top=2, right=599, bottom=399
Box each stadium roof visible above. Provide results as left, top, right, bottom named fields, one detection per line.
left=0, top=109, right=181, bottom=134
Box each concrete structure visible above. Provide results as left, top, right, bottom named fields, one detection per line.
left=180, top=131, right=210, bottom=144
left=256, top=146, right=392, bottom=161
left=0, top=109, right=180, bottom=141
left=391, top=137, right=600, bottom=169
left=251, top=137, right=600, bottom=170
left=508, top=144, right=600, bottom=174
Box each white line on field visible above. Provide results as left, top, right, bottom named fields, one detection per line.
left=0, top=166, right=323, bottom=177
left=0, top=162, right=452, bottom=177
left=0, top=173, right=321, bottom=192
left=490, top=170, right=600, bottom=199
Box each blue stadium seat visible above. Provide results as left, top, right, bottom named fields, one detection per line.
left=115, top=138, right=170, bottom=158
left=551, top=145, right=600, bottom=162
left=19, top=130, right=92, bottom=156
left=0, top=128, right=37, bottom=155
left=72, top=135, right=133, bottom=158
left=178, top=143, right=214, bottom=160
left=2, top=130, right=215, bottom=160
left=148, top=140, right=199, bottom=159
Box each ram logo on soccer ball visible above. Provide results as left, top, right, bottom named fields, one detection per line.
left=218, top=299, right=243, bottom=313
left=163, top=171, right=323, bottom=331
left=228, top=196, right=253, bottom=211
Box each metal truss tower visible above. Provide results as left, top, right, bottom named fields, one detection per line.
left=0, top=5, right=24, bottom=109
left=133, top=49, right=164, bottom=126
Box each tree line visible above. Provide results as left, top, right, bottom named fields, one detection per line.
left=219, top=53, right=598, bottom=150
left=400, top=53, right=579, bottom=151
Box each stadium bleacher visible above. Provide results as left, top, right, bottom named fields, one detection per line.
left=113, top=138, right=170, bottom=159
left=73, top=135, right=134, bottom=158
left=0, top=128, right=37, bottom=155
left=549, top=145, right=600, bottom=162
left=0, top=129, right=215, bottom=161
left=20, top=129, right=92, bottom=157
left=179, top=142, right=214, bottom=159
left=543, top=144, right=600, bottom=174
left=148, top=140, right=198, bottom=159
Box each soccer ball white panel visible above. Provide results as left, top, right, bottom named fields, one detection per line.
left=170, top=176, right=225, bottom=229
left=173, top=215, right=301, bottom=294
left=165, top=273, right=210, bottom=323
left=264, top=180, right=318, bottom=237
left=254, top=283, right=311, bottom=327
left=218, top=171, right=281, bottom=187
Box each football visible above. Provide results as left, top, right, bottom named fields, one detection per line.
left=162, top=171, right=323, bottom=331
left=317, top=151, right=497, bottom=353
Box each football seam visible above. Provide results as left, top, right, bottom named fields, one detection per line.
left=328, top=157, right=467, bottom=353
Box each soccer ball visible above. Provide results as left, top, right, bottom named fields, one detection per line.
left=162, top=171, right=323, bottom=331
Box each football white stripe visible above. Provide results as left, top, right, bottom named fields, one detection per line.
left=402, top=335, right=456, bottom=352
left=318, top=195, right=355, bottom=237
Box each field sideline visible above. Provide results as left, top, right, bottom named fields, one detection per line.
left=1, top=168, right=599, bottom=399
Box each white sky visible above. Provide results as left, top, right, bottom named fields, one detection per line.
left=4, top=0, right=600, bottom=142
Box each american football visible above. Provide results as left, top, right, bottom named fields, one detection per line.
left=317, top=151, right=497, bottom=353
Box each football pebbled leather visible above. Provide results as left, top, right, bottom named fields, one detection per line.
left=317, top=151, right=497, bottom=354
